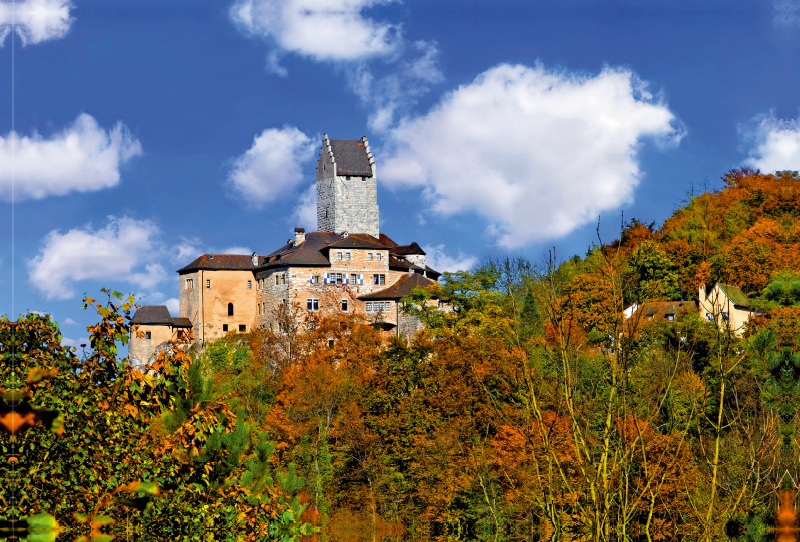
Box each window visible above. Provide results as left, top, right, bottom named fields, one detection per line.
left=247, top=280, right=252, bottom=289
left=373, top=274, right=385, bottom=285
left=345, top=252, right=351, bottom=261
left=706, top=313, right=714, bottom=321
left=145, top=331, right=151, bottom=339
left=335, top=273, right=343, bottom=286
left=276, top=275, right=279, bottom=285
left=185, top=278, right=193, bottom=289
left=258, top=304, right=261, bottom=315
left=228, top=303, right=234, bottom=316
left=328, top=339, right=334, bottom=348
left=337, top=251, right=343, bottom=260
left=307, top=299, right=319, bottom=311
left=342, top=300, right=348, bottom=311
left=223, top=324, right=228, bottom=332
left=666, top=314, right=674, bottom=322
left=350, top=273, right=357, bottom=285
left=366, top=302, right=373, bottom=311
left=206, top=279, right=211, bottom=288
left=367, top=253, right=373, bottom=261
left=310, top=275, right=319, bottom=284
left=346, top=175, right=351, bottom=180
left=376, top=253, right=382, bottom=261
left=239, top=325, right=246, bottom=332
left=722, top=312, right=729, bottom=321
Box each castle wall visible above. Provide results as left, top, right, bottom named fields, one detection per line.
left=182, top=269, right=257, bottom=342
left=316, top=137, right=379, bottom=236
left=129, top=324, right=176, bottom=365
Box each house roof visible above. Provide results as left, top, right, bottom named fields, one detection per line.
left=260, top=231, right=340, bottom=268
left=392, top=242, right=426, bottom=256
left=326, top=234, right=386, bottom=250
left=178, top=254, right=260, bottom=273
left=330, top=139, right=373, bottom=177
left=359, top=273, right=438, bottom=300
left=718, top=284, right=753, bottom=308
left=131, top=306, right=193, bottom=328
left=628, top=301, right=696, bottom=322
left=379, top=233, right=398, bottom=247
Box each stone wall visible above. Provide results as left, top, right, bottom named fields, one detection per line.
left=316, top=136, right=379, bottom=236
left=128, top=324, right=176, bottom=365
left=180, top=269, right=257, bottom=342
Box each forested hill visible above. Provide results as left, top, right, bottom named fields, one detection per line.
left=6, top=168, right=800, bottom=542
left=562, top=168, right=800, bottom=308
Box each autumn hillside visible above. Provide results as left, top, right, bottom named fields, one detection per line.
left=6, top=169, right=800, bottom=542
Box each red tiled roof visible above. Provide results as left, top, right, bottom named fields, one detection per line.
left=326, top=233, right=386, bottom=250
left=178, top=254, right=259, bottom=273
left=359, top=273, right=438, bottom=300
left=392, top=242, right=426, bottom=256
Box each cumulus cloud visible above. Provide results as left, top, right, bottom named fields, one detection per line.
left=62, top=317, right=78, bottom=325
left=382, top=63, right=683, bottom=248
left=350, top=40, right=444, bottom=132
left=27, top=216, right=166, bottom=300
left=170, top=238, right=203, bottom=264
left=292, top=184, right=317, bottom=231
left=422, top=244, right=478, bottom=273
left=742, top=112, right=800, bottom=172
left=0, top=0, right=74, bottom=46
left=227, top=126, right=316, bottom=208
left=229, top=0, right=401, bottom=65
left=0, top=113, right=142, bottom=201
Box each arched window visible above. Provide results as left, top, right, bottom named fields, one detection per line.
left=228, top=303, right=234, bottom=316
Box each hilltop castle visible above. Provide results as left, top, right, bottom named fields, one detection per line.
left=129, top=135, right=440, bottom=363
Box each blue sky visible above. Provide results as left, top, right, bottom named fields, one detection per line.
left=2, top=0, right=800, bottom=348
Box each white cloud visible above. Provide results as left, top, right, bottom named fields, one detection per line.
left=27, top=216, right=165, bottom=300
left=164, top=298, right=180, bottom=316
left=0, top=0, right=74, bottom=46
left=422, top=244, right=478, bottom=273
left=350, top=40, right=444, bottom=132
left=382, top=63, right=683, bottom=248
left=61, top=336, right=90, bottom=350
left=170, top=238, right=203, bottom=264
left=62, top=317, right=78, bottom=325
left=229, top=0, right=401, bottom=64
left=0, top=113, right=142, bottom=201
left=227, top=126, right=316, bottom=208
left=292, top=184, right=317, bottom=231
left=742, top=112, right=800, bottom=172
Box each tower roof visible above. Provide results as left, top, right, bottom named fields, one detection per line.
left=330, top=139, right=373, bottom=177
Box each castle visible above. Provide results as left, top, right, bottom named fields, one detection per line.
left=129, top=135, right=441, bottom=363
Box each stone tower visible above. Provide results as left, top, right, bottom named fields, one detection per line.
left=316, top=134, right=379, bottom=237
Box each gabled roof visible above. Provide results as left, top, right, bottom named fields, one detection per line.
left=330, top=139, right=373, bottom=177
left=392, top=242, right=426, bottom=256
left=178, top=254, right=260, bottom=273
left=131, top=306, right=193, bottom=328
left=359, top=273, right=438, bottom=300
left=327, top=234, right=386, bottom=250
left=260, top=231, right=339, bottom=268
left=627, top=301, right=696, bottom=322
left=718, top=284, right=753, bottom=308
left=379, top=233, right=398, bottom=247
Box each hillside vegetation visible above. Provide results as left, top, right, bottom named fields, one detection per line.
left=4, top=169, right=800, bottom=542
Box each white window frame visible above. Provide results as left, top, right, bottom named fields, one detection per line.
left=307, top=298, right=319, bottom=311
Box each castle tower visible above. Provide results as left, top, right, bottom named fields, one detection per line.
left=316, top=134, right=379, bottom=237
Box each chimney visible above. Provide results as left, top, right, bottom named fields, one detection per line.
left=251, top=252, right=258, bottom=266
left=294, top=227, right=306, bottom=245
